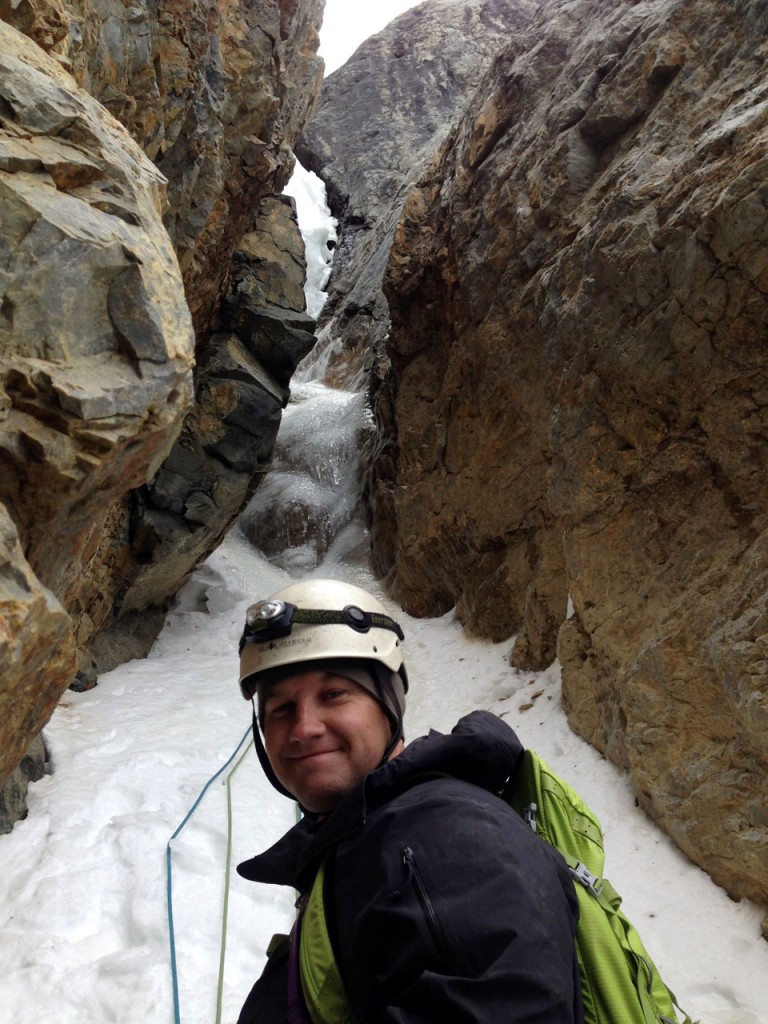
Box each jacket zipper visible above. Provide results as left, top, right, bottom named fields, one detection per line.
left=401, top=846, right=456, bottom=970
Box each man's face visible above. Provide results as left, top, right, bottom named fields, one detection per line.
left=262, top=669, right=396, bottom=814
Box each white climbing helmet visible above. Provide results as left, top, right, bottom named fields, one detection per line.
left=238, top=578, right=408, bottom=701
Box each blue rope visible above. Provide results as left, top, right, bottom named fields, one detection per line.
left=166, top=725, right=253, bottom=1024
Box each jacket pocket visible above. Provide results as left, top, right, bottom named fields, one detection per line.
left=401, top=846, right=458, bottom=973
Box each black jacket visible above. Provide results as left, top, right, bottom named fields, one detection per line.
left=237, top=710, right=583, bottom=1023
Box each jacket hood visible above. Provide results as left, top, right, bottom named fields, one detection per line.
left=237, top=710, right=524, bottom=888
left=369, top=709, right=523, bottom=801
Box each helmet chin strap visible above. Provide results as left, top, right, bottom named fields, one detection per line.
left=250, top=703, right=296, bottom=802
left=379, top=733, right=401, bottom=768
left=370, top=663, right=405, bottom=765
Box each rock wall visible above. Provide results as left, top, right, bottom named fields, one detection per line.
left=0, top=19, right=194, bottom=790
left=88, top=194, right=316, bottom=677
left=1, top=0, right=325, bottom=341
left=297, top=0, right=539, bottom=383
left=0, top=0, right=324, bottom=818
left=374, top=0, right=768, bottom=914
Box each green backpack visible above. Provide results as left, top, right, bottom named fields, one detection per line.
left=502, top=749, right=697, bottom=1024
left=293, top=751, right=697, bottom=1024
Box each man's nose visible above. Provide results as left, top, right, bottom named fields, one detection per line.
left=290, top=701, right=325, bottom=740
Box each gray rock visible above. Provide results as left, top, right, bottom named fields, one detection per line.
left=0, top=735, right=47, bottom=835
left=0, top=0, right=326, bottom=830
left=297, top=0, right=539, bottom=379
left=94, top=195, right=317, bottom=664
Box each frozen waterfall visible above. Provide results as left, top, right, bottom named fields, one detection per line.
left=238, top=162, right=368, bottom=575
left=282, top=163, right=337, bottom=321
left=238, top=380, right=371, bottom=574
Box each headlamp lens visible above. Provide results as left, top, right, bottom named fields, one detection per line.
left=246, top=600, right=287, bottom=627
left=240, top=601, right=297, bottom=652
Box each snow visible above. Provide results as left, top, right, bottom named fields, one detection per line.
left=1, top=531, right=767, bottom=1024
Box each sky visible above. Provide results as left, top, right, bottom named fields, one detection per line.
left=318, top=0, right=422, bottom=73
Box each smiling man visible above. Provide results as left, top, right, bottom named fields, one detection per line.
left=235, top=579, right=583, bottom=1024
left=261, top=666, right=401, bottom=813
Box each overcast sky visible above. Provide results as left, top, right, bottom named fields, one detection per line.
left=318, top=0, right=422, bottom=73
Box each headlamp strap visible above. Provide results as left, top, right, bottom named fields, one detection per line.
left=293, top=607, right=404, bottom=640
left=241, top=600, right=405, bottom=647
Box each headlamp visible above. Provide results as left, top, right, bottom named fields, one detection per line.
left=243, top=600, right=297, bottom=644
left=239, top=600, right=405, bottom=653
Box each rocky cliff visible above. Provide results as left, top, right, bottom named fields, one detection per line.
left=373, top=0, right=768, bottom=917
left=5, top=0, right=765, bottom=928
left=297, top=0, right=539, bottom=383
left=0, top=19, right=194, bottom=803
left=0, top=0, right=324, bottom=824
left=1, top=0, right=324, bottom=342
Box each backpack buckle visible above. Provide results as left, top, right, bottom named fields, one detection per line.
left=523, top=802, right=538, bottom=834
left=570, top=862, right=603, bottom=898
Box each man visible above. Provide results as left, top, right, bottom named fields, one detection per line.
left=236, top=578, right=583, bottom=1023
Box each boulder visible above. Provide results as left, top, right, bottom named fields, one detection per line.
left=0, top=25, right=194, bottom=581
left=0, top=506, right=74, bottom=791
left=0, top=734, right=47, bottom=835
left=0, top=19, right=194, bottom=789
left=375, top=0, right=768, bottom=911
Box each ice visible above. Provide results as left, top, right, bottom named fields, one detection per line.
left=239, top=382, right=370, bottom=573
left=283, top=164, right=337, bottom=320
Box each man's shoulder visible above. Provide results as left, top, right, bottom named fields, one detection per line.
left=388, top=770, right=509, bottom=805
left=340, top=768, right=575, bottom=906
left=372, top=710, right=525, bottom=799
left=370, top=769, right=527, bottom=839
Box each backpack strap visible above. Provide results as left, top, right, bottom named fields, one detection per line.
left=562, top=852, right=694, bottom=1024
left=298, top=858, right=357, bottom=1024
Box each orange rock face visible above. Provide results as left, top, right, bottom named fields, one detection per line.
left=374, top=0, right=768, bottom=912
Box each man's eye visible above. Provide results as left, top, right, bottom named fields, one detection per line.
left=267, top=702, right=293, bottom=718
left=323, top=688, right=348, bottom=701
